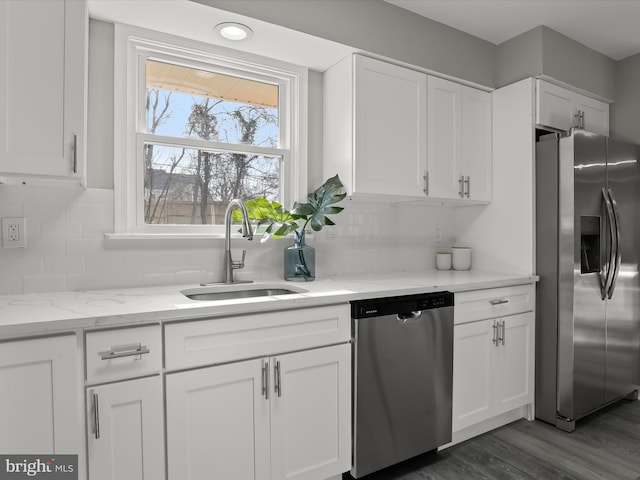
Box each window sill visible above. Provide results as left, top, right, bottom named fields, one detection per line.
left=105, top=233, right=228, bottom=241
left=104, top=233, right=305, bottom=241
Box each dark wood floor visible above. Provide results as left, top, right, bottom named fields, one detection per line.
left=348, top=399, right=640, bottom=479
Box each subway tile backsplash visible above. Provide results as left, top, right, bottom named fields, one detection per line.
left=0, top=186, right=455, bottom=295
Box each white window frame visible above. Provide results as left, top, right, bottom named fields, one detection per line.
left=111, top=24, right=308, bottom=238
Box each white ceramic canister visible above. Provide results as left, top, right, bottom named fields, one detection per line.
left=436, top=252, right=452, bottom=271
left=452, top=246, right=471, bottom=270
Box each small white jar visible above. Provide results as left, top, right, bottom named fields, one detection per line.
left=452, top=246, right=472, bottom=270
left=436, top=252, right=452, bottom=271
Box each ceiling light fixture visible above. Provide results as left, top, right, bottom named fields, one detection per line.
left=214, top=22, right=253, bottom=41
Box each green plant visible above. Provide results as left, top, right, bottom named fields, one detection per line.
left=233, top=174, right=346, bottom=242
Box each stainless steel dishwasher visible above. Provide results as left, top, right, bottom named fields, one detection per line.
left=350, top=291, right=454, bottom=478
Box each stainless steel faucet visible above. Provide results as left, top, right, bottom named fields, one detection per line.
left=223, top=199, right=254, bottom=284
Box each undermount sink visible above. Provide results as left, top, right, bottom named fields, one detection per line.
left=180, top=283, right=307, bottom=301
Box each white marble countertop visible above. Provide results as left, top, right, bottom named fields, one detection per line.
left=0, top=270, right=537, bottom=338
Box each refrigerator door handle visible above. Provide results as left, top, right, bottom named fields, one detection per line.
left=607, top=188, right=622, bottom=299
left=601, top=187, right=616, bottom=300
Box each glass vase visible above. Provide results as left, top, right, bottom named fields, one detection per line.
left=284, top=230, right=315, bottom=282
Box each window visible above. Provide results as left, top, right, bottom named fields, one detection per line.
left=113, top=26, right=308, bottom=237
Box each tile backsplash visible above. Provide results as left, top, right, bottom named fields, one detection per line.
left=0, top=186, right=455, bottom=295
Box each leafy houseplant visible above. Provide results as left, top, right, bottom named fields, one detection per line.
left=234, top=174, right=346, bottom=281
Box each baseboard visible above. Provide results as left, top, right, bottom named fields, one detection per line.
left=439, top=405, right=531, bottom=449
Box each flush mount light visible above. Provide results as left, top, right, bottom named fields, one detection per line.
left=214, top=22, right=253, bottom=41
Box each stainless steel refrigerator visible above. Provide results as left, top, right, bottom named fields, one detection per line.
left=536, top=129, right=640, bottom=432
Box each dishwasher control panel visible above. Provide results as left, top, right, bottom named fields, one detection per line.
left=351, top=291, right=454, bottom=319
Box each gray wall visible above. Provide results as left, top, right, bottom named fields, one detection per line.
left=85, top=19, right=325, bottom=191
left=88, top=4, right=629, bottom=191
left=87, top=19, right=114, bottom=189
left=611, top=53, right=640, bottom=143
left=496, top=26, right=615, bottom=101
left=193, top=0, right=496, bottom=88
left=496, top=27, right=543, bottom=88
left=541, top=27, right=615, bottom=101
left=201, top=1, right=617, bottom=101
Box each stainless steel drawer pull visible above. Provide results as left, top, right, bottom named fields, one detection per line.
left=93, top=393, right=100, bottom=440
left=274, top=360, right=282, bottom=397
left=262, top=360, right=269, bottom=400
left=72, top=134, right=78, bottom=174
left=99, top=343, right=150, bottom=360
left=492, top=321, right=499, bottom=345
left=490, top=299, right=509, bottom=306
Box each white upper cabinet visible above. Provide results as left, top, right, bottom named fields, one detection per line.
left=427, top=76, right=492, bottom=202
left=0, top=0, right=87, bottom=184
left=536, top=79, right=609, bottom=136
left=324, top=54, right=428, bottom=198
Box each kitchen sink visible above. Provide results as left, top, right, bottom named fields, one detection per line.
left=180, top=283, right=307, bottom=301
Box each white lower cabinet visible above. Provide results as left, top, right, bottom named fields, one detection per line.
left=0, top=335, right=81, bottom=454
left=86, top=376, right=165, bottom=480
left=84, top=325, right=164, bottom=480
left=166, top=343, right=350, bottom=480
left=452, top=311, right=534, bottom=432
left=270, top=345, right=351, bottom=480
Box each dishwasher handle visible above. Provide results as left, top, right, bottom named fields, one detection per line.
left=396, top=311, right=423, bottom=323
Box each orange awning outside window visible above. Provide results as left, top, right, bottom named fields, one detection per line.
left=146, top=59, right=278, bottom=109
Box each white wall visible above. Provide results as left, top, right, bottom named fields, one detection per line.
left=0, top=186, right=455, bottom=294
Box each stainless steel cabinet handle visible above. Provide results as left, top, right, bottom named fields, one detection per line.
left=574, top=110, right=585, bottom=129
left=490, top=299, right=509, bottom=306
left=274, top=360, right=282, bottom=397
left=464, top=176, right=470, bottom=198
left=93, top=393, right=100, bottom=440
left=423, top=170, right=429, bottom=196
left=458, top=175, right=464, bottom=198
left=262, top=360, right=269, bottom=400
left=99, top=343, right=150, bottom=360
left=499, top=320, right=506, bottom=345
left=72, top=134, right=78, bottom=174
left=492, top=321, right=499, bottom=346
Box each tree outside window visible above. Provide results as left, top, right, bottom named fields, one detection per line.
left=143, top=60, right=282, bottom=225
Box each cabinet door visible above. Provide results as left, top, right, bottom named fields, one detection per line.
left=0, top=335, right=80, bottom=454
left=493, top=312, right=535, bottom=415
left=575, top=95, right=609, bottom=136
left=536, top=80, right=575, bottom=131
left=0, top=0, right=86, bottom=180
left=452, top=320, right=493, bottom=432
left=166, top=359, right=270, bottom=480
left=270, top=344, right=351, bottom=480
left=354, top=55, right=427, bottom=197
left=87, top=376, right=164, bottom=480
left=462, top=86, right=492, bottom=202
left=427, top=76, right=462, bottom=199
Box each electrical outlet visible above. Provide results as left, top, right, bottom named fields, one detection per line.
left=434, top=225, right=442, bottom=242
left=2, top=217, right=26, bottom=248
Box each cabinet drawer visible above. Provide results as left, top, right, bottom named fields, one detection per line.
left=85, top=325, right=162, bottom=384
left=165, top=304, right=350, bottom=371
left=455, top=284, right=534, bottom=325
